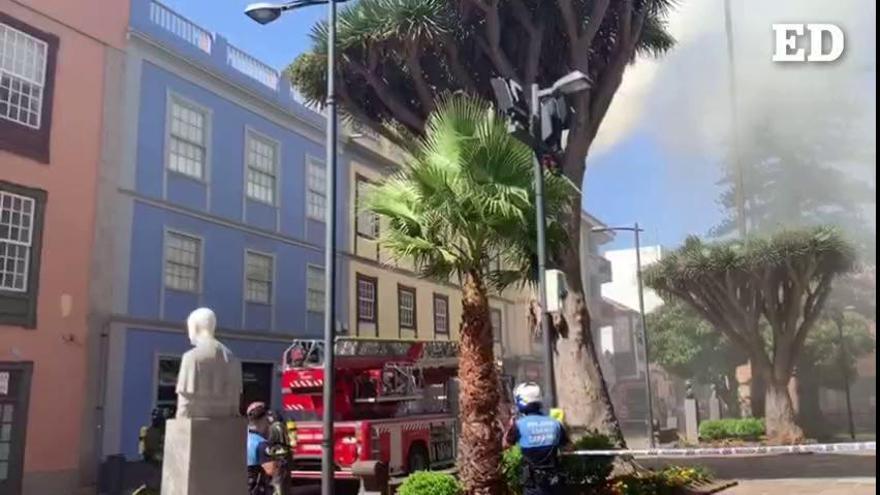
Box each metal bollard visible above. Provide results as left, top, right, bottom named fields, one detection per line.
left=351, top=460, right=390, bottom=495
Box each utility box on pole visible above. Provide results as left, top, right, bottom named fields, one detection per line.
left=545, top=269, right=567, bottom=313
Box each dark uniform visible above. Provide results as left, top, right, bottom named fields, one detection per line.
left=506, top=411, right=569, bottom=495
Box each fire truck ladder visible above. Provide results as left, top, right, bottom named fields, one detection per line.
left=355, top=362, right=425, bottom=403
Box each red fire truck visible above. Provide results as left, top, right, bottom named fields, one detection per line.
left=280, top=338, right=461, bottom=480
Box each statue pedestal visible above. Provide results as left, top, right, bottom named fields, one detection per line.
left=161, top=417, right=247, bottom=495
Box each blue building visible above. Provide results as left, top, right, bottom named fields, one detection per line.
left=96, top=0, right=383, bottom=460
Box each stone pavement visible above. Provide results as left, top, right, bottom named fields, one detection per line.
left=723, top=478, right=875, bottom=495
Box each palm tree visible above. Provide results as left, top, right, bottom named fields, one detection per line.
left=365, top=95, right=575, bottom=495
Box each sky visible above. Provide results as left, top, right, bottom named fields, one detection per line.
left=159, top=0, right=876, bottom=251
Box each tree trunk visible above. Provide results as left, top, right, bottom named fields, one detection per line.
left=749, top=371, right=766, bottom=418
left=457, top=270, right=504, bottom=495
left=795, top=364, right=828, bottom=440
left=719, top=370, right=741, bottom=418
left=763, top=375, right=805, bottom=443
left=554, top=204, right=627, bottom=446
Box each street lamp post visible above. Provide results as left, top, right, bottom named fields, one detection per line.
left=592, top=223, right=656, bottom=448
left=490, top=71, right=589, bottom=409
left=245, top=2, right=346, bottom=493
left=833, top=307, right=857, bottom=441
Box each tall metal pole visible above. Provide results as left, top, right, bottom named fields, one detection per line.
left=723, top=0, right=746, bottom=238
left=835, top=313, right=856, bottom=441
left=633, top=223, right=655, bottom=448
left=530, top=84, right=557, bottom=408
left=321, top=0, right=338, bottom=492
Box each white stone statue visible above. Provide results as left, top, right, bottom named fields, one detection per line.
left=175, top=308, right=243, bottom=418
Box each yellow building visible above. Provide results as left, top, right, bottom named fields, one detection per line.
left=342, top=127, right=526, bottom=361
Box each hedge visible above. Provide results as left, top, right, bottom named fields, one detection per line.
left=699, top=418, right=765, bottom=441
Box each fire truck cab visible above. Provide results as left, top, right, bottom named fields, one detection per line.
left=280, top=338, right=460, bottom=480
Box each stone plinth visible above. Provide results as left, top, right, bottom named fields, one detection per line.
left=161, top=417, right=247, bottom=495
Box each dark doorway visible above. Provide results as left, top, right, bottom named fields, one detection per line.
left=0, top=362, right=32, bottom=495
left=240, top=362, right=273, bottom=415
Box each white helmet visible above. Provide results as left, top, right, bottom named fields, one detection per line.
left=513, top=382, right=542, bottom=412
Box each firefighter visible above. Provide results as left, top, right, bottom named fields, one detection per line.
left=247, top=402, right=280, bottom=495
left=504, top=382, right=569, bottom=495
left=265, top=409, right=294, bottom=495
left=133, top=408, right=167, bottom=495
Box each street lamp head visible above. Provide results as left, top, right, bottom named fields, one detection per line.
left=244, top=2, right=285, bottom=24
left=551, top=70, right=590, bottom=95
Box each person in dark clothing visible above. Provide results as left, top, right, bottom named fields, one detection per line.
left=247, top=402, right=280, bottom=495
left=504, top=382, right=569, bottom=495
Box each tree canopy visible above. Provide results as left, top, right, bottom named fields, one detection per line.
left=644, top=226, right=856, bottom=440
left=646, top=300, right=747, bottom=411
left=364, top=95, right=575, bottom=288
left=288, top=0, right=674, bottom=165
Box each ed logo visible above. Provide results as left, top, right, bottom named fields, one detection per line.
left=772, top=23, right=845, bottom=62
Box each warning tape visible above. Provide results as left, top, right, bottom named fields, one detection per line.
left=568, top=441, right=876, bottom=458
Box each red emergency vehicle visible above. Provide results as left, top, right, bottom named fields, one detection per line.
left=280, top=338, right=460, bottom=480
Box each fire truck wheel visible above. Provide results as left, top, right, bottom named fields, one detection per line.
left=406, top=442, right=430, bottom=474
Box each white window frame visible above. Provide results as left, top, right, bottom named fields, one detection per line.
left=355, top=175, right=379, bottom=239
left=0, top=22, right=48, bottom=129
left=306, top=264, right=325, bottom=313
left=0, top=191, right=36, bottom=292
left=356, top=274, right=377, bottom=323
left=165, top=93, right=211, bottom=181
left=398, top=285, right=416, bottom=331
left=245, top=128, right=279, bottom=206
left=163, top=230, right=202, bottom=293
left=306, top=155, right=327, bottom=222
left=244, top=250, right=274, bottom=305
left=433, top=293, right=449, bottom=337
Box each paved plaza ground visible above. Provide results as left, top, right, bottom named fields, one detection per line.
left=642, top=452, right=876, bottom=495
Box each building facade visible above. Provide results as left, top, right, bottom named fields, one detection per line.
left=97, top=0, right=361, bottom=461
left=0, top=0, right=128, bottom=492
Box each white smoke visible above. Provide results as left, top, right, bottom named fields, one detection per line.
left=591, top=0, right=876, bottom=173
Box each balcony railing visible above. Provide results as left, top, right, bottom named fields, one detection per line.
left=227, top=43, right=280, bottom=90
left=148, top=1, right=213, bottom=54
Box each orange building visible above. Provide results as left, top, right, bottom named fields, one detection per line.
left=0, top=1, right=128, bottom=493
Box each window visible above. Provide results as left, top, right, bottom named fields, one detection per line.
left=0, top=14, right=58, bottom=163
left=164, top=232, right=201, bottom=292
left=356, top=274, right=377, bottom=323
left=168, top=98, right=208, bottom=180
left=306, top=157, right=326, bottom=221
left=245, top=251, right=273, bottom=304
left=0, top=192, right=35, bottom=292
left=398, top=285, right=416, bottom=332
left=490, top=308, right=502, bottom=344
left=246, top=131, right=278, bottom=204
left=0, top=22, right=47, bottom=129
left=433, top=294, right=449, bottom=337
left=0, top=182, right=45, bottom=328
left=355, top=176, right=379, bottom=239
left=307, top=265, right=325, bottom=313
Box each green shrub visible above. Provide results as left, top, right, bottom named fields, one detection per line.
left=698, top=418, right=765, bottom=441
left=610, top=466, right=713, bottom=495
left=397, top=471, right=461, bottom=495
left=501, top=446, right=523, bottom=495
left=562, top=431, right=616, bottom=487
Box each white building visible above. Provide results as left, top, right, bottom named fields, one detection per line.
left=601, top=246, right=665, bottom=313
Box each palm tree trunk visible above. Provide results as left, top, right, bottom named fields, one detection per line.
left=457, top=270, right=504, bottom=495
